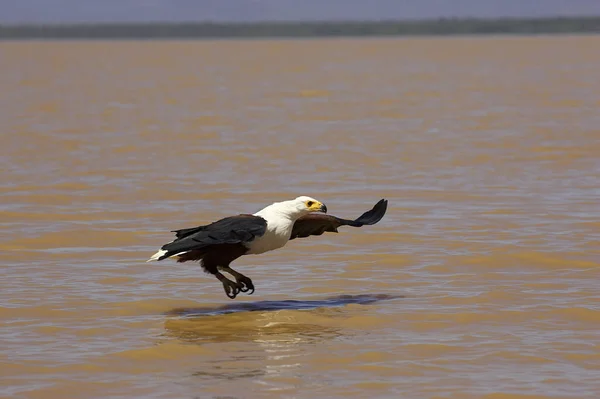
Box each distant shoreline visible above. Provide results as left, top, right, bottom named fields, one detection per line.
left=1, top=16, right=599, bottom=40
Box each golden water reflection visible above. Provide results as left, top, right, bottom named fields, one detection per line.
left=164, top=294, right=399, bottom=344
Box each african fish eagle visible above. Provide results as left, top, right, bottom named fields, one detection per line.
left=147, top=196, right=388, bottom=299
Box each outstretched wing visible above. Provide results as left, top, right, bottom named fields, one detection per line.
left=158, top=214, right=267, bottom=260
left=289, top=199, right=388, bottom=240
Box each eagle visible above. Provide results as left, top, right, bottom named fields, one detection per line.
left=147, top=196, right=388, bottom=299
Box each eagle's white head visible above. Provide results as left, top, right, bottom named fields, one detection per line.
left=290, top=196, right=328, bottom=215
left=254, top=196, right=327, bottom=221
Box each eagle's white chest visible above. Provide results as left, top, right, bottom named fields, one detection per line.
left=246, top=219, right=293, bottom=255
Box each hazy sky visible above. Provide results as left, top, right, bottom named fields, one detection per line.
left=2, top=0, right=600, bottom=24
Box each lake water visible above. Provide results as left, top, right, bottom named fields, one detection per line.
left=1, top=35, right=599, bottom=399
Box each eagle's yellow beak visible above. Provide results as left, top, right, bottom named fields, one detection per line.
left=308, top=201, right=327, bottom=213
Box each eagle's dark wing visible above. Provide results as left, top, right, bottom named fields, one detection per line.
left=157, top=214, right=267, bottom=260
left=289, top=199, right=388, bottom=240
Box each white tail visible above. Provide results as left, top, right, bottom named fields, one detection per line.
left=146, top=249, right=167, bottom=262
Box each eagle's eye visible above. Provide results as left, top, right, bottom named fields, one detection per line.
left=306, top=201, right=314, bottom=207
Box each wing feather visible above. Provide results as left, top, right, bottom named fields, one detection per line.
left=290, top=199, right=388, bottom=240
left=158, top=214, right=267, bottom=260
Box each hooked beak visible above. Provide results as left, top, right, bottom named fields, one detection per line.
left=320, top=203, right=327, bottom=213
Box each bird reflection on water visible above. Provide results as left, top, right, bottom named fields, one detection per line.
left=163, top=294, right=402, bottom=383
left=163, top=294, right=401, bottom=344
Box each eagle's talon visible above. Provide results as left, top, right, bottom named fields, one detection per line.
left=239, top=284, right=254, bottom=295
left=236, top=276, right=254, bottom=294
left=221, top=279, right=240, bottom=299
left=226, top=291, right=237, bottom=299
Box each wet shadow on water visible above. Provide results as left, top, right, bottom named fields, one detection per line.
left=163, top=293, right=403, bottom=345
left=163, top=294, right=404, bottom=381
left=165, top=293, right=403, bottom=317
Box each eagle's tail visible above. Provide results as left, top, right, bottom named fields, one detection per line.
left=146, top=249, right=168, bottom=262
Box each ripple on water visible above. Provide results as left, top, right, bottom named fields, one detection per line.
left=1, top=36, right=600, bottom=399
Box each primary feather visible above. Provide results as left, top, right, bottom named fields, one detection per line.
left=289, top=199, right=388, bottom=240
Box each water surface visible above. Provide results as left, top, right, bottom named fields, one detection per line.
left=1, top=35, right=599, bottom=399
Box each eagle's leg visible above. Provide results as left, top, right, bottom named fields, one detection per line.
left=218, top=266, right=255, bottom=295
left=214, top=271, right=242, bottom=299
